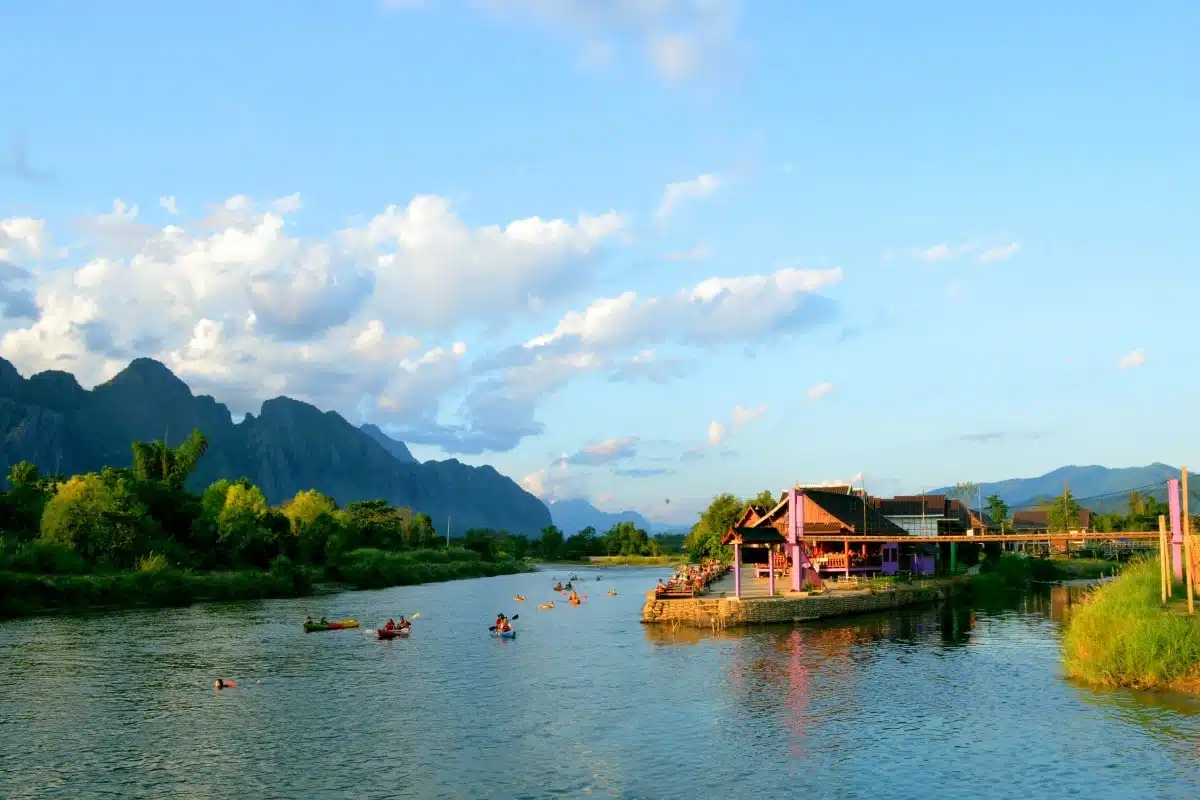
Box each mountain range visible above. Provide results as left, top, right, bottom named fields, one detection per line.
left=929, top=463, right=1198, bottom=515
left=0, top=357, right=551, bottom=535
left=547, top=498, right=676, bottom=536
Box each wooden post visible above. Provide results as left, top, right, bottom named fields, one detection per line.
left=1184, top=467, right=1195, bottom=614
left=733, top=541, right=742, bottom=599
left=843, top=538, right=850, bottom=579
left=1158, top=515, right=1169, bottom=605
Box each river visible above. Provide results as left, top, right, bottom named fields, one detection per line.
left=1, top=567, right=1198, bottom=799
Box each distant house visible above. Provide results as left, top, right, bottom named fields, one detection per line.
left=872, top=495, right=997, bottom=536
left=1012, top=508, right=1094, bottom=532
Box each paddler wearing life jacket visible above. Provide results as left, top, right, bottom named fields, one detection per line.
left=385, top=618, right=396, bottom=631
left=569, top=591, right=580, bottom=604
left=398, top=616, right=411, bottom=630
left=553, top=582, right=564, bottom=591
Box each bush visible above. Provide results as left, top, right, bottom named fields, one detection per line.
left=41, top=473, right=155, bottom=566
left=0, top=540, right=90, bottom=575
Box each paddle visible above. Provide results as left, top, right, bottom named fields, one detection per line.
left=488, top=613, right=520, bottom=632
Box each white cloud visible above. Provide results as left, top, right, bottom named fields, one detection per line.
left=567, top=436, right=638, bottom=465
left=0, top=192, right=625, bottom=454
left=912, top=238, right=1021, bottom=265
left=526, top=265, right=843, bottom=352
left=805, top=381, right=834, bottom=402
left=473, top=0, right=737, bottom=85
left=912, top=241, right=972, bottom=263
left=978, top=242, right=1020, bottom=263
left=664, top=242, right=711, bottom=261
left=731, top=404, right=766, bottom=427
left=159, top=196, right=178, bottom=215
left=1118, top=348, right=1145, bottom=371
left=656, top=173, right=721, bottom=221
left=707, top=420, right=725, bottom=445
left=272, top=192, right=303, bottom=214
left=0, top=217, right=47, bottom=260
left=647, top=33, right=699, bottom=84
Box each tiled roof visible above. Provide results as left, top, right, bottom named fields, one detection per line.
left=805, top=489, right=907, bottom=535
left=721, top=527, right=787, bottom=545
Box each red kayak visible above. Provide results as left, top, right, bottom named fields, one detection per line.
left=377, top=628, right=411, bottom=640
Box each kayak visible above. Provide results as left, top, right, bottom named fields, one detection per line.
left=569, top=599, right=581, bottom=606
left=492, top=629, right=516, bottom=639
left=303, top=619, right=360, bottom=632
left=377, top=628, right=411, bottom=640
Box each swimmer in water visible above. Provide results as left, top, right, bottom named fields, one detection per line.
left=214, top=679, right=239, bottom=689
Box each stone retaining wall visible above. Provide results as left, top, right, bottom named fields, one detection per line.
left=640, top=585, right=944, bottom=627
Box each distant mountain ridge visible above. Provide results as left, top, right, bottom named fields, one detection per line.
left=549, top=498, right=673, bottom=535
left=0, top=357, right=551, bottom=535
left=929, top=463, right=1196, bottom=514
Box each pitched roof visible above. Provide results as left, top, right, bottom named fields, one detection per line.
left=1012, top=508, right=1094, bottom=530
left=721, top=526, right=787, bottom=545
left=805, top=489, right=907, bottom=535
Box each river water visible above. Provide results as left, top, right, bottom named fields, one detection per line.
left=2, top=567, right=1198, bottom=799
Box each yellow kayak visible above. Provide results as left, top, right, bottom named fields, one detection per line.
left=303, top=619, right=360, bottom=632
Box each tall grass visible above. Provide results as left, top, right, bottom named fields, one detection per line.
left=1062, top=558, right=1200, bottom=690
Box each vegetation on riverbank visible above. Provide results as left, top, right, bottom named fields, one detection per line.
left=968, top=553, right=1121, bottom=593
left=1061, top=559, right=1200, bottom=692
left=0, top=429, right=535, bottom=618
left=589, top=554, right=682, bottom=566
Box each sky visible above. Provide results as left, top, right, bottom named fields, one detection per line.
left=1, top=1, right=1198, bottom=525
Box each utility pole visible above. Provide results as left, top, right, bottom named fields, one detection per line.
left=446, top=516, right=452, bottom=548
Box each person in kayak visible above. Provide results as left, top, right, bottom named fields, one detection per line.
left=398, top=616, right=411, bottom=631
left=305, top=616, right=314, bottom=625
left=495, top=613, right=505, bottom=630
left=553, top=582, right=563, bottom=591
left=564, top=581, right=573, bottom=591
left=385, top=618, right=396, bottom=631
left=569, top=591, right=580, bottom=604
left=497, top=615, right=513, bottom=633
left=214, top=679, right=238, bottom=689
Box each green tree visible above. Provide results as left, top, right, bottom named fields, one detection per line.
left=683, top=492, right=741, bottom=562
left=539, top=525, right=564, bottom=560
left=41, top=473, right=154, bottom=565
left=1047, top=488, right=1082, bottom=532
left=130, top=429, right=209, bottom=490
left=282, top=489, right=338, bottom=534
left=0, top=461, right=51, bottom=540
left=949, top=481, right=980, bottom=510
left=985, top=494, right=1009, bottom=532
left=406, top=513, right=437, bottom=549
left=750, top=489, right=777, bottom=509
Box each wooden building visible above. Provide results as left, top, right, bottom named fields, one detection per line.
left=720, top=487, right=932, bottom=599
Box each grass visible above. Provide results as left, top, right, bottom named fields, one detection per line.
left=969, top=553, right=1122, bottom=594
left=0, top=545, right=537, bottom=619
left=1061, top=558, right=1200, bottom=692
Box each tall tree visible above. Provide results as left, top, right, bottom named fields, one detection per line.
left=985, top=494, right=1009, bottom=532
left=1047, top=488, right=1082, bottom=532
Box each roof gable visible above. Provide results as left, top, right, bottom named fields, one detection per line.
left=805, top=489, right=907, bottom=535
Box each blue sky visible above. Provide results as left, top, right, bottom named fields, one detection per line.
left=1, top=1, right=1197, bottom=524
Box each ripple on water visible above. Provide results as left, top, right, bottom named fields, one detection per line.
left=2, top=570, right=1199, bottom=799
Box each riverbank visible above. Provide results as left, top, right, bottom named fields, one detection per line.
left=0, top=547, right=534, bottom=619
left=1062, top=559, right=1200, bottom=693
left=641, top=581, right=948, bottom=627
